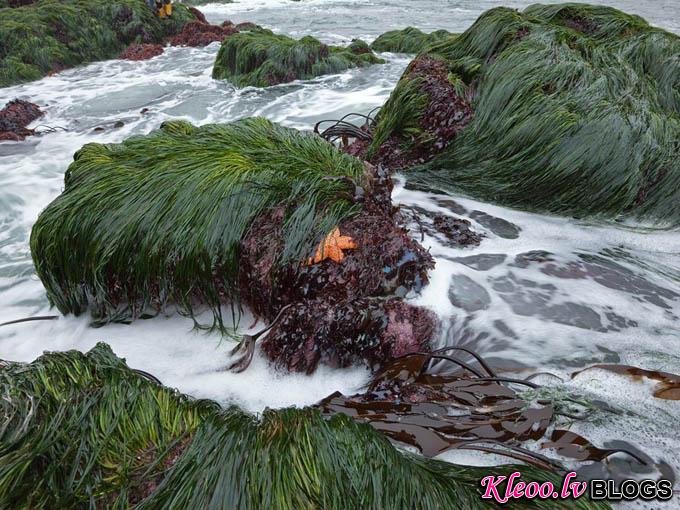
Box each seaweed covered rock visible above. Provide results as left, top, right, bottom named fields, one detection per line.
left=31, top=118, right=367, bottom=328
left=370, top=26, right=453, bottom=53
left=369, top=3, right=680, bottom=223
left=236, top=164, right=434, bottom=372
left=0, top=99, right=43, bottom=141
left=0, top=0, right=197, bottom=87
left=212, top=30, right=385, bottom=87
left=368, top=54, right=473, bottom=168
left=31, top=118, right=436, bottom=370
left=0, top=343, right=607, bottom=509
left=119, top=43, right=164, bottom=60
left=169, top=19, right=239, bottom=47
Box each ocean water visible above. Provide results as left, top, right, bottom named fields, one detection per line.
left=1, top=0, right=679, bottom=503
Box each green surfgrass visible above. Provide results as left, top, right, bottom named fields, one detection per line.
left=0, top=0, right=195, bottom=87
left=0, top=343, right=609, bottom=509
left=212, top=30, right=385, bottom=88
left=370, top=3, right=680, bottom=223
left=370, top=26, right=454, bottom=53
left=30, top=118, right=367, bottom=328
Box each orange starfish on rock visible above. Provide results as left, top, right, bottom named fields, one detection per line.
left=306, top=227, right=357, bottom=265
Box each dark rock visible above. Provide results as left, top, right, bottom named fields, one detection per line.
left=448, top=274, right=491, bottom=312
left=169, top=20, right=239, bottom=47
left=450, top=253, right=506, bottom=271
left=0, top=99, right=44, bottom=142
left=119, top=43, right=164, bottom=61
left=432, top=215, right=481, bottom=246
left=469, top=210, right=521, bottom=239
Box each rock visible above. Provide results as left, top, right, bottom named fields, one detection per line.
left=371, top=4, right=680, bottom=222
left=188, top=6, right=208, bottom=24
left=234, top=21, right=262, bottom=32
left=432, top=215, right=481, bottom=246
left=448, top=274, right=491, bottom=312
left=212, top=31, right=385, bottom=87
left=113, top=121, right=124, bottom=128
left=31, top=118, right=435, bottom=372
left=370, top=26, right=453, bottom=53
left=169, top=20, right=239, bottom=47
left=0, top=99, right=44, bottom=142
left=119, top=43, right=164, bottom=61
left=0, top=0, right=196, bottom=87
left=367, top=55, right=472, bottom=169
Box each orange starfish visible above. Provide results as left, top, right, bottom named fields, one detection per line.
left=306, top=227, right=357, bottom=265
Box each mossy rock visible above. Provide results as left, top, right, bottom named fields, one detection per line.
left=369, top=3, right=680, bottom=223
left=212, top=30, right=385, bottom=87
left=0, top=342, right=609, bottom=509
left=0, top=0, right=196, bottom=87
left=30, top=117, right=368, bottom=328
left=370, top=26, right=454, bottom=53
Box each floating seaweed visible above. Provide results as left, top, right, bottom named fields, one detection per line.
left=573, top=364, right=680, bottom=400
left=212, top=30, right=385, bottom=87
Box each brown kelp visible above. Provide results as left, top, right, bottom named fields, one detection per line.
left=368, top=3, right=680, bottom=223
left=0, top=0, right=197, bottom=87
left=0, top=342, right=609, bottom=509
left=318, top=348, right=665, bottom=484
left=212, top=30, right=385, bottom=87
left=370, top=26, right=454, bottom=53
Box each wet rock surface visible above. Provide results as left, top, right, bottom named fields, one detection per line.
left=469, top=210, right=521, bottom=239
left=119, top=43, right=164, bottom=61
left=448, top=274, right=491, bottom=312
left=0, top=99, right=44, bottom=142
left=370, top=55, right=473, bottom=169
left=400, top=205, right=481, bottom=248
left=449, top=253, right=506, bottom=271
left=238, top=166, right=436, bottom=372
left=169, top=20, right=239, bottom=47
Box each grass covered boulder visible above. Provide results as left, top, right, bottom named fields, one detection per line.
left=370, top=26, right=453, bottom=53
left=212, top=30, right=385, bottom=87
left=30, top=118, right=435, bottom=370
left=367, top=3, right=680, bottom=223
left=0, top=342, right=609, bottom=509
left=0, top=0, right=196, bottom=87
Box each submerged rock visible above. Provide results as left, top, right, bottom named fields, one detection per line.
left=0, top=99, right=43, bottom=142
left=370, top=26, right=454, bottom=53
left=212, top=30, right=385, bottom=87
left=0, top=0, right=197, bottom=87
left=369, top=3, right=680, bottom=223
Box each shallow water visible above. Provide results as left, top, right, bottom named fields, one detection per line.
left=1, top=0, right=679, bottom=502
